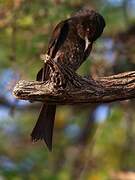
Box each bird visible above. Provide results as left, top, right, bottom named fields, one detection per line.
left=31, top=8, right=105, bottom=151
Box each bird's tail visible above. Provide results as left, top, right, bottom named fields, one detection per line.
left=31, top=104, right=56, bottom=151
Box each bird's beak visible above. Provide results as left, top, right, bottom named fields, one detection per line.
left=85, top=36, right=91, bottom=51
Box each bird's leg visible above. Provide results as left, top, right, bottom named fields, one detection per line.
left=48, top=59, right=81, bottom=88
left=39, top=56, right=80, bottom=89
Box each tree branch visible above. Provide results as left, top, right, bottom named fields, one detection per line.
left=13, top=71, right=135, bottom=105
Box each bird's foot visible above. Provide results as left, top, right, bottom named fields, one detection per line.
left=40, top=54, right=51, bottom=63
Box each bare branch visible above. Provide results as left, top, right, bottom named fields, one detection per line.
left=13, top=71, right=135, bottom=105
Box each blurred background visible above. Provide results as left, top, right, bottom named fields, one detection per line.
left=0, top=0, right=135, bottom=179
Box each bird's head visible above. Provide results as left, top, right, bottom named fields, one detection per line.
left=74, top=8, right=106, bottom=43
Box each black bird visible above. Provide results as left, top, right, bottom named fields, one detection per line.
left=31, top=8, right=105, bottom=151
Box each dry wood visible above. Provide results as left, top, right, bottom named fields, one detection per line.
left=13, top=68, right=135, bottom=105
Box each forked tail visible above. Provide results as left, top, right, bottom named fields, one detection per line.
left=31, top=104, right=56, bottom=151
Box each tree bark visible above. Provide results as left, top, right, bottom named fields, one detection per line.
left=13, top=70, right=135, bottom=105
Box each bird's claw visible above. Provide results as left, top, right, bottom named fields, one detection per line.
left=40, top=54, right=51, bottom=63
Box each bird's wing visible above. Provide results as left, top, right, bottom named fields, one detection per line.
left=47, top=20, right=69, bottom=58
left=36, top=20, right=69, bottom=81
left=36, top=64, right=49, bottom=81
